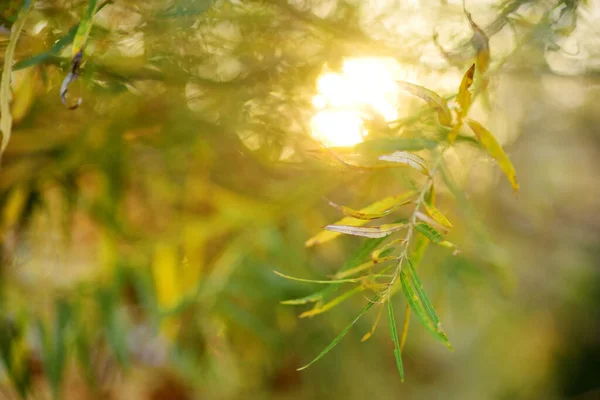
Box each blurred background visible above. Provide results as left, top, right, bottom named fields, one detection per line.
left=1, top=0, right=599, bottom=399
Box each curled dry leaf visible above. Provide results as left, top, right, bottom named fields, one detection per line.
left=466, top=11, right=490, bottom=74
left=324, top=222, right=407, bottom=239
left=378, top=151, right=429, bottom=175
left=396, top=81, right=452, bottom=127
left=305, top=192, right=416, bottom=247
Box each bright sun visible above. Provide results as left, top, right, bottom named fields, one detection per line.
left=311, top=57, right=417, bottom=147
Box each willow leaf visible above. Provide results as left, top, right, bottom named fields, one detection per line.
left=387, top=299, right=405, bottom=381
left=306, top=192, right=416, bottom=247
left=378, top=151, right=429, bottom=175
left=404, top=259, right=453, bottom=349
left=467, top=119, right=519, bottom=195
left=396, top=81, right=453, bottom=127
left=281, top=291, right=325, bottom=305
left=423, top=202, right=453, bottom=230
left=416, top=222, right=444, bottom=243
left=299, top=286, right=365, bottom=318
left=456, top=64, right=475, bottom=118
left=334, top=257, right=395, bottom=279
left=327, top=197, right=412, bottom=221
left=297, top=295, right=380, bottom=371
left=325, top=222, right=406, bottom=239
left=273, top=270, right=365, bottom=284
left=72, top=0, right=100, bottom=56
left=361, top=304, right=384, bottom=342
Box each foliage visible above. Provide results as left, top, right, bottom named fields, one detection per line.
left=0, top=0, right=596, bottom=398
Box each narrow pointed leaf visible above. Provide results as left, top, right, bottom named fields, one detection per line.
left=299, top=286, right=365, bottom=318
left=325, top=222, right=406, bottom=239
left=326, top=197, right=412, bottom=220
left=297, top=296, right=380, bottom=370
left=306, top=192, right=416, bottom=247
left=396, top=81, right=452, bottom=127
left=456, top=64, right=475, bottom=118
left=335, top=257, right=395, bottom=279
left=361, top=304, right=384, bottom=342
left=378, top=151, right=429, bottom=175
left=402, top=259, right=453, bottom=349
left=423, top=202, right=453, bottom=230
left=273, top=270, right=365, bottom=284
left=72, top=0, right=100, bottom=56
left=387, top=299, right=405, bottom=381
left=416, top=222, right=444, bottom=243
left=281, top=291, right=325, bottom=305
left=467, top=119, right=519, bottom=195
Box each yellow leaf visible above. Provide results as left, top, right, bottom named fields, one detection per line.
left=305, top=191, right=416, bottom=247
left=396, top=81, right=452, bottom=127
left=467, top=119, right=519, bottom=195
left=449, top=64, right=475, bottom=143
left=423, top=202, right=453, bottom=230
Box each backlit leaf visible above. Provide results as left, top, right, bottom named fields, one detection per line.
left=297, top=295, right=380, bottom=370
left=327, top=197, right=412, bottom=220
left=396, top=81, right=453, bottom=127
left=355, top=138, right=438, bottom=154
left=466, top=11, right=490, bottom=74
left=467, top=119, right=519, bottom=195
left=305, top=192, right=416, bottom=247
left=324, top=222, right=406, bottom=238
left=378, top=151, right=429, bottom=175
left=449, top=64, right=475, bottom=143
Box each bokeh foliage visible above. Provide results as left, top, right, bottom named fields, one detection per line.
left=1, top=0, right=599, bottom=399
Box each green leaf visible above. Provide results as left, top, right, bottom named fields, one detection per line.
left=297, top=295, right=380, bottom=371
left=378, top=151, right=430, bottom=175
left=400, top=259, right=453, bottom=349
left=416, top=222, right=444, bottom=243
left=396, top=81, right=452, bottom=127
left=324, top=222, right=406, bottom=238
left=72, top=0, right=100, bottom=56
left=387, top=299, right=405, bottom=382
left=326, top=197, right=412, bottom=220
left=466, top=119, right=519, bottom=195
left=306, top=192, right=416, bottom=247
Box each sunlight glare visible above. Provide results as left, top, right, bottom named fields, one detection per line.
left=310, top=57, right=416, bottom=147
